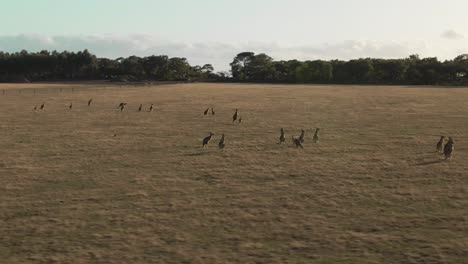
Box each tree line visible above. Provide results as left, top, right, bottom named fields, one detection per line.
left=230, top=52, right=468, bottom=85
left=0, top=49, right=220, bottom=83
left=1, top=49, right=467, bottom=85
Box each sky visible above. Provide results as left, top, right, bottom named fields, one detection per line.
left=0, top=0, right=467, bottom=71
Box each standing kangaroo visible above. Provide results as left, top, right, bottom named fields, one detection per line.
left=298, top=130, right=305, bottom=143
left=313, top=128, right=320, bottom=143
left=443, top=137, right=454, bottom=160
left=436, top=136, right=445, bottom=153
left=232, top=109, right=238, bottom=123
left=218, top=134, right=225, bottom=149
left=279, top=128, right=286, bottom=144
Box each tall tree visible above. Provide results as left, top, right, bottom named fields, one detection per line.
left=230, top=52, right=255, bottom=81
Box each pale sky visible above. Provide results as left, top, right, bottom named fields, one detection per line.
left=1, top=0, right=467, bottom=70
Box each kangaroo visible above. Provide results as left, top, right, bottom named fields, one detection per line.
left=313, top=128, right=320, bottom=143
left=436, top=136, right=445, bottom=153
left=298, top=130, right=305, bottom=143
left=202, top=132, right=215, bottom=148
left=218, top=134, right=225, bottom=149
left=292, top=136, right=304, bottom=149
left=232, top=109, right=238, bottom=122
left=279, top=128, right=285, bottom=144
left=443, top=137, right=454, bottom=160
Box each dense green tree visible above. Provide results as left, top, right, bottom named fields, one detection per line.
left=295, top=60, right=333, bottom=83
left=451, top=54, right=468, bottom=84
left=249, top=53, right=275, bottom=81
left=230, top=52, right=255, bottom=81
left=167, top=57, right=191, bottom=81
left=406, top=57, right=442, bottom=85
left=142, top=55, right=169, bottom=80
left=371, top=59, right=408, bottom=84
left=120, top=56, right=145, bottom=79
left=1, top=49, right=468, bottom=85
left=98, top=58, right=120, bottom=79
left=201, top=64, right=214, bottom=73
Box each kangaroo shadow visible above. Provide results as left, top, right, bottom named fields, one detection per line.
left=415, top=160, right=443, bottom=166
left=184, top=152, right=207, bottom=157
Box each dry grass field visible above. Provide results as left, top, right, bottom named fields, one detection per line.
left=0, top=83, right=467, bottom=264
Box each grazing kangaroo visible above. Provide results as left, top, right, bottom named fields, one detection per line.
left=202, top=132, right=215, bottom=148
left=218, top=134, right=225, bottom=149
left=292, top=136, right=304, bottom=149
left=34, top=105, right=38, bottom=111
left=204, top=108, right=209, bottom=115
left=313, top=128, right=320, bottom=143
left=120, top=103, right=126, bottom=111
left=444, top=137, right=454, bottom=160
left=232, top=109, right=238, bottom=123
left=436, top=136, right=445, bottom=153
left=298, top=130, right=305, bottom=143
left=40, top=103, right=45, bottom=110
left=279, top=128, right=286, bottom=144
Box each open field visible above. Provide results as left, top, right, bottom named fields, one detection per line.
left=0, top=83, right=467, bottom=263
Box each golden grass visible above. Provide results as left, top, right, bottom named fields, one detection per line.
left=0, top=83, right=467, bottom=263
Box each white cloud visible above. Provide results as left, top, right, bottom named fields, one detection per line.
left=0, top=34, right=465, bottom=71
left=278, top=40, right=425, bottom=61
left=441, top=29, right=464, bottom=40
